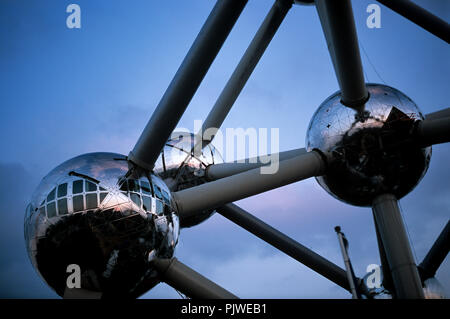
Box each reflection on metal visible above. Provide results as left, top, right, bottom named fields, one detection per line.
left=306, top=83, right=432, bottom=207
left=423, top=277, right=447, bottom=299
left=365, top=276, right=447, bottom=299
left=24, top=153, right=179, bottom=298
left=154, top=132, right=223, bottom=227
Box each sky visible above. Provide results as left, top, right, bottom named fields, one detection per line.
left=0, top=0, right=449, bottom=298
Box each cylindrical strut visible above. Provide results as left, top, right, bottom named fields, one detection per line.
left=372, top=194, right=424, bottom=299
left=128, top=0, right=248, bottom=171
left=152, top=258, right=238, bottom=299
left=315, top=0, right=369, bottom=109
left=174, top=151, right=325, bottom=219
left=217, top=203, right=353, bottom=292
left=200, top=0, right=292, bottom=147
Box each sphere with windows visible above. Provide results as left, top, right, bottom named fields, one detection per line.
left=24, top=152, right=179, bottom=298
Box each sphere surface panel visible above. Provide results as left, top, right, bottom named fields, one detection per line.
left=24, top=152, right=179, bottom=297
left=306, top=84, right=431, bottom=206
left=154, top=132, right=223, bottom=227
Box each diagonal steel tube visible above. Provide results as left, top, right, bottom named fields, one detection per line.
left=206, top=148, right=307, bottom=180
left=377, top=0, right=450, bottom=44
left=173, top=150, right=326, bottom=219
left=128, top=0, right=248, bottom=171
left=152, top=258, right=238, bottom=299
left=418, top=220, right=450, bottom=281
left=314, top=0, right=368, bottom=109
left=217, top=203, right=353, bottom=292
left=372, top=194, right=424, bottom=298
left=199, top=0, right=292, bottom=148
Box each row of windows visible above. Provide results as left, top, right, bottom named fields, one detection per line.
left=41, top=193, right=169, bottom=218
left=41, top=192, right=108, bottom=218
left=44, top=180, right=106, bottom=205
left=120, top=179, right=171, bottom=204
left=40, top=178, right=171, bottom=219
left=41, top=191, right=170, bottom=219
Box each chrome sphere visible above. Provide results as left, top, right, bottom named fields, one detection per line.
left=154, top=132, right=223, bottom=227
left=306, top=84, right=431, bottom=207
left=24, top=152, right=179, bottom=298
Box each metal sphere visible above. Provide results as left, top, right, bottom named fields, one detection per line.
left=154, top=132, right=223, bottom=227
left=24, top=152, right=179, bottom=298
left=306, top=84, right=431, bottom=207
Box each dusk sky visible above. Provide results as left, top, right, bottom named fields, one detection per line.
left=0, top=0, right=448, bottom=298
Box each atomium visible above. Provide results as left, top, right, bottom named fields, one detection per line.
left=306, top=84, right=432, bottom=207
left=24, top=152, right=179, bottom=298
left=21, top=0, right=449, bottom=300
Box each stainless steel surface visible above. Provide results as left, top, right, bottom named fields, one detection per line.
left=154, top=132, right=223, bottom=228
left=24, top=152, right=179, bottom=298
left=306, top=83, right=432, bottom=207
left=128, top=0, right=247, bottom=171
left=372, top=194, right=424, bottom=299
left=173, top=151, right=325, bottom=220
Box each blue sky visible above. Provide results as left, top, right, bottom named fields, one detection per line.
left=0, top=0, right=448, bottom=298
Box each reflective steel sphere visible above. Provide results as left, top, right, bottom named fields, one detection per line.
left=154, top=132, right=223, bottom=227
left=24, top=152, right=179, bottom=298
left=306, top=84, right=431, bottom=207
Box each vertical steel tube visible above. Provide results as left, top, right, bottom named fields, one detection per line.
left=372, top=194, right=424, bottom=298
left=373, top=216, right=395, bottom=295
left=200, top=0, right=292, bottom=147
left=315, top=0, right=368, bottom=109
left=128, top=0, right=248, bottom=171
